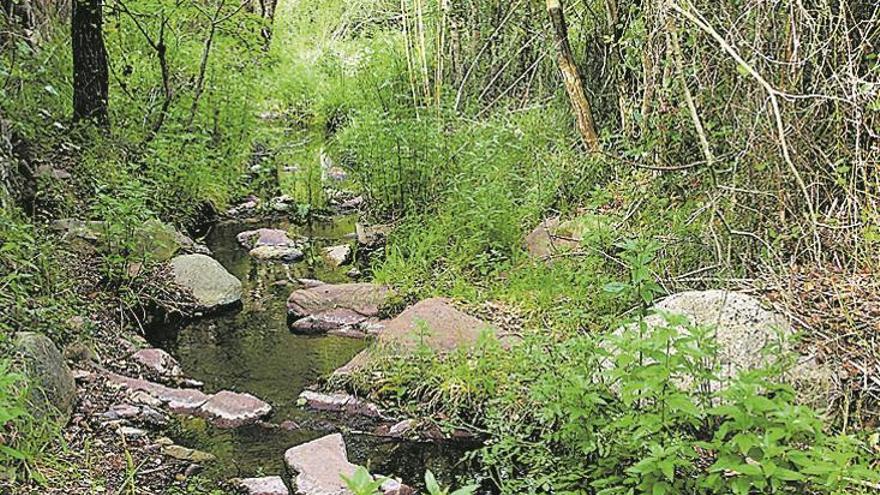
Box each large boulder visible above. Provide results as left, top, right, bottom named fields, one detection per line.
left=170, top=254, right=242, bottom=310
left=13, top=332, right=76, bottom=422
left=607, top=290, right=835, bottom=403
left=335, top=298, right=501, bottom=375
left=355, top=223, right=392, bottom=249
left=287, top=283, right=390, bottom=318
left=284, top=433, right=357, bottom=495
left=52, top=218, right=205, bottom=261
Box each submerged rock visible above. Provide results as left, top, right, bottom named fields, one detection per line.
left=199, top=391, right=272, bottom=429
left=237, top=476, right=290, bottom=495
left=284, top=433, right=357, bottom=495
left=336, top=298, right=503, bottom=375
left=287, top=283, right=391, bottom=321
left=237, top=228, right=304, bottom=262
left=12, top=332, right=76, bottom=422
left=170, top=254, right=242, bottom=310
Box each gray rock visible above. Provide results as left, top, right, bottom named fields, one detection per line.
left=162, top=444, right=216, bottom=463
left=117, top=426, right=147, bottom=439
left=356, top=223, right=392, bottom=249
left=237, top=476, right=290, bottom=495
left=237, top=228, right=304, bottom=262
left=284, top=433, right=357, bottom=495
left=322, top=245, right=352, bottom=267
left=170, top=254, right=242, bottom=309
left=388, top=419, right=415, bottom=437
left=290, top=309, right=369, bottom=335
left=287, top=283, right=391, bottom=320
left=524, top=215, right=608, bottom=259
left=102, top=404, right=140, bottom=420
left=13, top=332, right=76, bottom=422
left=607, top=290, right=836, bottom=404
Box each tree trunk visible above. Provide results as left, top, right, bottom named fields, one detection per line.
left=546, top=0, right=600, bottom=151
left=72, top=0, right=109, bottom=126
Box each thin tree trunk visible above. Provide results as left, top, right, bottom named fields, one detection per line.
left=546, top=0, right=600, bottom=151
left=72, top=0, right=109, bottom=126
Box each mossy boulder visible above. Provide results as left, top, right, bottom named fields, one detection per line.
left=13, top=332, right=76, bottom=422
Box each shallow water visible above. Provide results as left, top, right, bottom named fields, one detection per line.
left=149, top=216, right=478, bottom=486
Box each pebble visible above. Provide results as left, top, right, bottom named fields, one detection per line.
left=118, top=426, right=147, bottom=439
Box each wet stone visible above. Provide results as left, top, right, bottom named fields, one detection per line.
left=162, top=444, right=216, bottom=463
left=290, top=308, right=369, bottom=335
left=199, top=391, right=272, bottom=428
left=298, top=391, right=383, bottom=418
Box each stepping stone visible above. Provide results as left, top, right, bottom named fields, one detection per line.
left=290, top=308, right=369, bottom=335
left=287, top=283, right=391, bottom=320
left=171, top=254, right=242, bottom=310
left=199, top=391, right=272, bottom=428
left=237, top=228, right=304, bottom=262
left=237, top=476, right=290, bottom=495
left=105, top=372, right=209, bottom=413
left=132, top=348, right=182, bottom=378
left=335, top=298, right=502, bottom=375
left=284, top=433, right=357, bottom=495
left=298, top=391, right=383, bottom=418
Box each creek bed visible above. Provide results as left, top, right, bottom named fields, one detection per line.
left=148, top=216, right=479, bottom=486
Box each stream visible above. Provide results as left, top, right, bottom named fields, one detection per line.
left=147, top=215, right=479, bottom=487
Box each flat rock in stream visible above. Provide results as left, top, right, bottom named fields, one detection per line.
left=199, top=390, right=272, bottom=428
left=287, top=283, right=391, bottom=320
left=170, top=254, right=242, bottom=310
left=298, top=391, right=383, bottom=418
left=284, top=433, right=357, bottom=495
left=335, top=298, right=502, bottom=375
left=290, top=308, right=370, bottom=335
left=237, top=228, right=304, bottom=262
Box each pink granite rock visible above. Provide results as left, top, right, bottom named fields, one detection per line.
left=199, top=391, right=272, bottom=428
left=335, top=298, right=505, bottom=375
left=237, top=476, right=290, bottom=495
left=132, top=348, right=182, bottom=378
left=104, top=372, right=209, bottom=414
left=298, top=391, right=383, bottom=418
left=284, top=433, right=357, bottom=495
